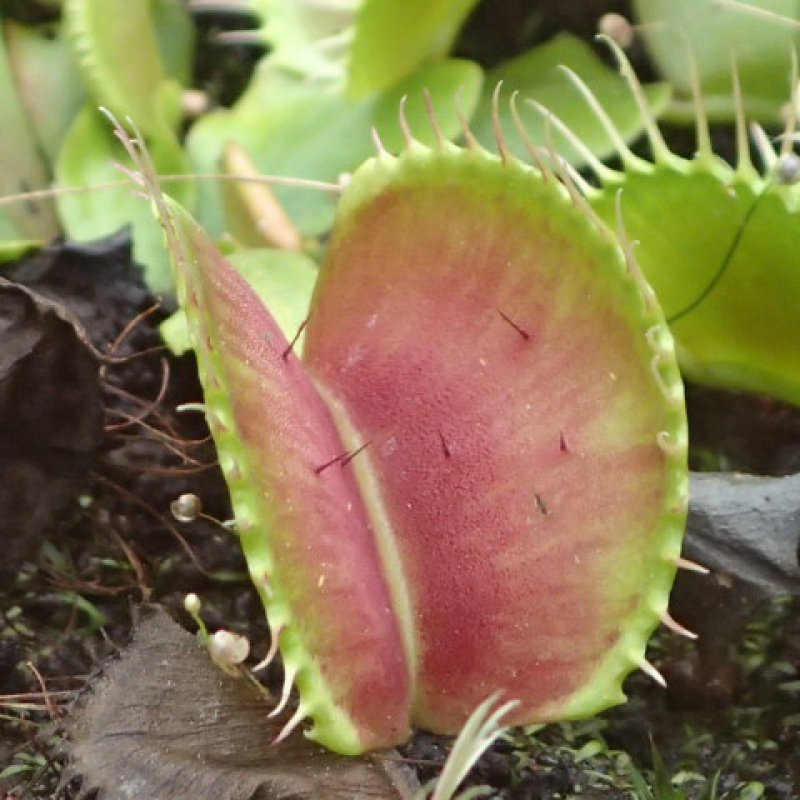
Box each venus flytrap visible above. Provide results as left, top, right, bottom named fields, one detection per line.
left=107, top=94, right=689, bottom=757
left=57, top=0, right=195, bottom=292
left=535, top=37, right=800, bottom=407
left=633, top=0, right=798, bottom=123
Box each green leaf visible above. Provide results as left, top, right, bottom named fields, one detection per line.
left=248, top=0, right=357, bottom=80
left=469, top=34, right=671, bottom=166
left=4, top=20, right=85, bottom=162
left=63, top=0, right=172, bottom=135
left=0, top=17, right=59, bottom=240
left=0, top=239, right=42, bottom=264
left=347, top=0, right=481, bottom=98
left=590, top=162, right=800, bottom=406
left=571, top=39, right=800, bottom=405
left=633, top=0, right=799, bottom=123
left=153, top=0, right=196, bottom=86
left=187, top=58, right=483, bottom=237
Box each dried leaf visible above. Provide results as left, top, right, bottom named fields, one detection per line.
left=64, top=608, right=419, bottom=800
left=0, top=277, right=102, bottom=566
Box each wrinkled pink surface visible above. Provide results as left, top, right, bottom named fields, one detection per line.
left=305, top=184, right=668, bottom=731
left=185, top=224, right=412, bottom=749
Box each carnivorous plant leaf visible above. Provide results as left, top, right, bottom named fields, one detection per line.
left=59, top=0, right=193, bottom=293
left=470, top=34, right=671, bottom=166
left=633, top=0, right=799, bottom=122
left=4, top=19, right=85, bottom=161
left=556, top=40, right=800, bottom=405
left=118, top=126, right=413, bottom=753
left=115, top=104, right=687, bottom=752
left=152, top=0, right=196, bottom=87
left=246, top=0, right=479, bottom=97
left=0, top=16, right=58, bottom=241
left=63, top=0, right=180, bottom=137
left=160, top=248, right=318, bottom=357
left=303, top=138, right=687, bottom=733
left=347, top=0, right=481, bottom=98
left=247, top=0, right=359, bottom=81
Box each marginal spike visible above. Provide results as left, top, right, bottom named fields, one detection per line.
left=686, top=39, right=713, bottom=160
left=491, top=82, right=511, bottom=164
left=372, top=125, right=390, bottom=158
left=614, top=189, right=652, bottom=302
left=779, top=48, right=800, bottom=161
left=650, top=353, right=674, bottom=398
left=538, top=114, right=586, bottom=215
left=645, top=323, right=671, bottom=356
left=526, top=99, right=618, bottom=186
left=752, top=122, right=779, bottom=174
left=559, top=151, right=598, bottom=200
left=598, top=35, right=672, bottom=164
left=253, top=624, right=284, bottom=671
left=268, top=661, right=298, bottom=718
left=660, top=609, right=698, bottom=640
left=423, top=90, right=446, bottom=150
left=731, top=55, right=755, bottom=177
left=272, top=704, right=309, bottom=746
left=456, top=88, right=481, bottom=150
left=255, top=571, right=273, bottom=598
left=637, top=656, right=667, bottom=687
left=657, top=430, right=685, bottom=458
left=398, top=95, right=414, bottom=148
left=113, top=161, right=147, bottom=190
left=550, top=145, right=610, bottom=235
left=510, top=93, right=552, bottom=182
left=556, top=61, right=640, bottom=168
left=672, top=555, right=710, bottom=575
left=714, top=0, right=800, bottom=28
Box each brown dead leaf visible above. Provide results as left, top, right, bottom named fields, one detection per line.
left=63, top=607, right=419, bottom=800
left=0, top=278, right=102, bottom=566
